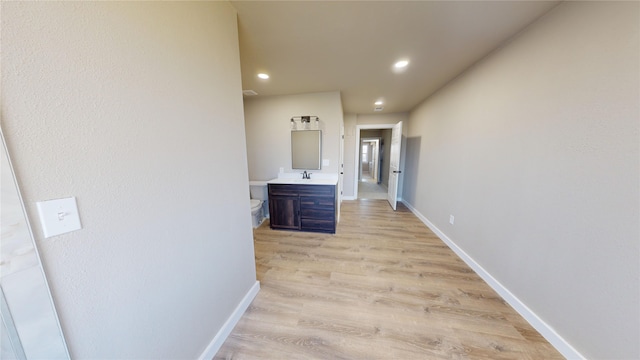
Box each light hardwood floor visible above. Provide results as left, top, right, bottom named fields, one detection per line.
left=215, top=200, right=563, bottom=359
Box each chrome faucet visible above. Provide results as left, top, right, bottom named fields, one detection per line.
left=301, top=171, right=312, bottom=179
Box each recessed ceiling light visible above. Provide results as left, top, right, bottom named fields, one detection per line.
left=257, top=73, right=269, bottom=79
left=374, top=100, right=383, bottom=106
left=394, top=60, right=409, bottom=69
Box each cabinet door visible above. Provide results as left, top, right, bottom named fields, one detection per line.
left=269, top=195, right=300, bottom=230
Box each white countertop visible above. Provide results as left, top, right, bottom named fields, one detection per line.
left=267, top=173, right=339, bottom=186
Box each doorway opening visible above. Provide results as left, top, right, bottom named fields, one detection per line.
left=355, top=126, right=394, bottom=200
left=354, top=122, right=403, bottom=209
left=359, top=136, right=387, bottom=199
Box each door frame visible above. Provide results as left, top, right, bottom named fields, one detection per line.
left=354, top=124, right=395, bottom=199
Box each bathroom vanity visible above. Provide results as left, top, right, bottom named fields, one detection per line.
left=267, top=178, right=337, bottom=234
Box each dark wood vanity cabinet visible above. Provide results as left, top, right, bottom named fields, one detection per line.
left=268, top=183, right=336, bottom=234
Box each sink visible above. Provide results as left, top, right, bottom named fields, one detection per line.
left=293, top=179, right=313, bottom=183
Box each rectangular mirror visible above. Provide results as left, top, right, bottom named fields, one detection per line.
left=291, top=130, right=322, bottom=170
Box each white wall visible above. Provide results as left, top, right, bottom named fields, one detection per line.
left=356, top=113, right=408, bottom=127
left=403, top=2, right=639, bottom=359
left=1, top=2, right=257, bottom=358
left=343, top=114, right=357, bottom=197
left=244, top=91, right=343, bottom=180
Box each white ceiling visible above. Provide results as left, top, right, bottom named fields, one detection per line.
left=231, top=1, right=560, bottom=114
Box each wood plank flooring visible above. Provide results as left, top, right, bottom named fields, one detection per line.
left=214, top=200, right=563, bottom=359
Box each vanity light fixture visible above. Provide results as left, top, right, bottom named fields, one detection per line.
left=290, top=116, right=320, bottom=131
left=257, top=73, right=270, bottom=79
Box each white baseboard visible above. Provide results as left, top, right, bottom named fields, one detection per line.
left=198, top=281, right=260, bottom=360
left=400, top=200, right=584, bottom=360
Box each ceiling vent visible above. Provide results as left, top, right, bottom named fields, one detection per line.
left=242, top=90, right=258, bottom=96
left=374, top=106, right=384, bottom=112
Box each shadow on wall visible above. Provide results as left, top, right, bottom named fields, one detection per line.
left=402, top=136, right=421, bottom=204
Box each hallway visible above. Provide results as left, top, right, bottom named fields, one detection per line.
left=358, top=170, right=387, bottom=200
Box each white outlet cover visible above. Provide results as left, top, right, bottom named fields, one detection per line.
left=449, top=215, right=455, bottom=225
left=36, top=197, right=82, bottom=238
left=322, top=159, right=330, bottom=166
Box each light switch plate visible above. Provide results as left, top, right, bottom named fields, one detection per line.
left=36, top=197, right=82, bottom=238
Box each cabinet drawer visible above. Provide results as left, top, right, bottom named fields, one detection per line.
left=300, top=208, right=334, bottom=220
left=301, top=218, right=335, bottom=233
left=269, top=184, right=335, bottom=197
left=300, top=196, right=335, bottom=210
left=298, top=185, right=334, bottom=197
left=269, top=184, right=299, bottom=196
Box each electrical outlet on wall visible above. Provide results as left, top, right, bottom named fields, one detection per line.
left=449, top=215, right=455, bottom=225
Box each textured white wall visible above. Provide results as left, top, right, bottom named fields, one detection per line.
left=1, top=2, right=257, bottom=358
left=244, top=91, right=343, bottom=181
left=403, top=2, right=639, bottom=358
